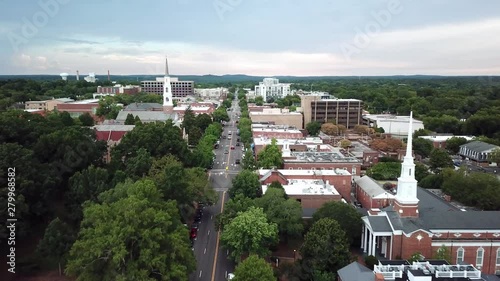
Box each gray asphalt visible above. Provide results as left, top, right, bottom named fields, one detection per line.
left=190, top=99, right=242, bottom=281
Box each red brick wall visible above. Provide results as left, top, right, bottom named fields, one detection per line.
left=260, top=171, right=352, bottom=201
left=56, top=103, right=98, bottom=114
left=355, top=184, right=393, bottom=209
left=399, top=231, right=433, bottom=260
left=283, top=162, right=361, bottom=176
left=430, top=243, right=500, bottom=274
left=393, top=201, right=419, bottom=218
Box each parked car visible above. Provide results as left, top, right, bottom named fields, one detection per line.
left=231, top=146, right=235, bottom=150
left=235, top=159, right=240, bottom=164
left=190, top=228, right=197, bottom=239
left=236, top=142, right=240, bottom=146
left=224, top=150, right=229, bottom=154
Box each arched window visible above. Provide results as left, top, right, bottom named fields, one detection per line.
left=476, top=248, right=484, bottom=266
left=457, top=248, right=464, bottom=263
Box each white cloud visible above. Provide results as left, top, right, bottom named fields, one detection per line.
left=5, top=18, right=500, bottom=75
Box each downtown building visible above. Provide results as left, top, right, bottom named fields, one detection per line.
left=141, top=77, right=194, bottom=99
left=360, top=112, right=500, bottom=275
left=254, top=78, right=291, bottom=101
left=300, top=94, right=363, bottom=129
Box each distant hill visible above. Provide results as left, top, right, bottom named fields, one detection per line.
left=0, top=74, right=497, bottom=84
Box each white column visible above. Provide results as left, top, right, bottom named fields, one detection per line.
left=368, top=232, right=373, bottom=256
left=363, top=226, right=368, bottom=253
left=371, top=234, right=377, bottom=257
left=381, top=237, right=387, bottom=255
left=361, top=226, right=365, bottom=250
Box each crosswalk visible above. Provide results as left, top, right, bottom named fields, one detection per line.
left=209, top=170, right=240, bottom=175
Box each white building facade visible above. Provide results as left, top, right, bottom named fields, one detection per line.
left=254, top=78, right=291, bottom=101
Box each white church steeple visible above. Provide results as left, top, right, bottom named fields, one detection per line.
left=163, top=56, right=173, bottom=110
left=394, top=111, right=419, bottom=217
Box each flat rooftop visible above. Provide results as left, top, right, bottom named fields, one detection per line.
left=254, top=137, right=323, bottom=146
left=249, top=111, right=301, bottom=115
left=419, top=135, right=475, bottom=142
left=69, top=99, right=100, bottom=104
left=288, top=151, right=361, bottom=163
left=364, top=114, right=423, bottom=123
left=93, top=125, right=136, bottom=131
left=262, top=179, right=340, bottom=196
left=259, top=168, right=351, bottom=177
left=252, top=127, right=302, bottom=134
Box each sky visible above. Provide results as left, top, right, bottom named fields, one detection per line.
left=1, top=0, right=500, bottom=76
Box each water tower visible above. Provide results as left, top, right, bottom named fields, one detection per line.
left=60, top=73, right=69, bottom=81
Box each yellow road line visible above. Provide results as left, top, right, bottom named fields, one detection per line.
left=211, top=191, right=226, bottom=281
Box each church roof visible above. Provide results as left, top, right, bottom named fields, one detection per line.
left=370, top=188, right=500, bottom=233
left=337, top=262, right=374, bottom=281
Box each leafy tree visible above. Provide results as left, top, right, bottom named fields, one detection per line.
left=371, top=138, right=403, bottom=152
left=124, top=147, right=152, bottom=180
left=445, top=137, right=468, bottom=154
left=488, top=147, right=500, bottom=164
left=364, top=255, right=378, bottom=270
left=229, top=170, right=262, bottom=199
left=213, top=107, right=230, bottom=122
left=66, top=180, right=196, bottom=280
left=216, top=194, right=256, bottom=231
left=433, top=245, right=451, bottom=264
left=306, top=121, right=321, bottom=136
left=413, top=138, right=434, bottom=158
left=353, top=125, right=370, bottom=134
left=78, top=113, right=94, bottom=126
left=429, top=149, right=453, bottom=173
left=242, top=149, right=258, bottom=171
left=124, top=113, right=135, bottom=125
left=321, top=123, right=338, bottom=135
left=182, top=106, right=196, bottom=133
left=188, top=126, right=203, bottom=146
left=257, top=138, right=283, bottom=169
left=312, top=201, right=363, bottom=246
left=419, top=174, right=444, bottom=189
left=255, top=96, right=264, bottom=106
left=408, top=251, right=424, bottom=263
left=60, top=111, right=74, bottom=126
left=299, top=218, right=351, bottom=279
left=134, top=115, right=142, bottom=125
left=205, top=122, right=223, bottom=138
left=233, top=255, right=275, bottom=281
left=195, top=113, right=213, bottom=132
left=367, top=162, right=401, bottom=180
left=415, top=162, right=430, bottom=181
left=256, top=188, right=303, bottom=240
left=413, top=128, right=432, bottom=138
left=220, top=207, right=278, bottom=262
left=36, top=217, right=75, bottom=275
left=339, top=139, right=351, bottom=149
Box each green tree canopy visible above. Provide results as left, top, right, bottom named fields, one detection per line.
left=36, top=217, right=75, bottom=274
left=257, top=138, right=283, bottom=169
left=299, top=218, right=351, bottom=279
left=216, top=194, right=256, bottom=231
left=78, top=113, right=95, bottom=126
left=229, top=170, right=262, bottom=199
left=232, top=255, right=275, bottom=281
left=445, top=137, right=468, bottom=154
left=367, top=162, right=401, bottom=180
left=124, top=113, right=135, bottom=125
left=413, top=138, right=434, bottom=158
left=306, top=121, right=321, bottom=136
left=220, top=206, right=278, bottom=262
left=242, top=149, right=258, bottom=171
left=66, top=180, right=196, bottom=280
left=312, top=201, right=363, bottom=246
left=429, top=149, right=453, bottom=173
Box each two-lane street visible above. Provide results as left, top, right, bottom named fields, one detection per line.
left=190, top=99, right=242, bottom=281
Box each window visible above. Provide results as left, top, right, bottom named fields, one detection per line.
left=476, top=248, right=484, bottom=266
left=457, top=248, right=464, bottom=263
left=409, top=169, right=411, bottom=176
left=496, top=248, right=500, bottom=265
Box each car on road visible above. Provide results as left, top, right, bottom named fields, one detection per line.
left=222, top=135, right=226, bottom=139
left=236, top=142, right=240, bottom=146
left=190, top=228, right=197, bottom=239
left=224, top=150, right=229, bottom=154
left=228, top=136, right=231, bottom=140
left=227, top=273, right=235, bottom=280
left=230, top=146, right=235, bottom=150
left=235, top=159, right=240, bottom=164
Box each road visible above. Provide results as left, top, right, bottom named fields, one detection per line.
left=190, top=98, right=242, bottom=281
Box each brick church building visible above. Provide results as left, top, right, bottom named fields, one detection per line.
left=361, top=112, right=500, bottom=275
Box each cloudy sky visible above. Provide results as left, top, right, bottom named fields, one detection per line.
left=1, top=0, right=500, bottom=76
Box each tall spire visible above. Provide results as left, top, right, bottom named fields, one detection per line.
left=405, top=111, right=413, bottom=158
left=165, top=56, right=169, bottom=76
